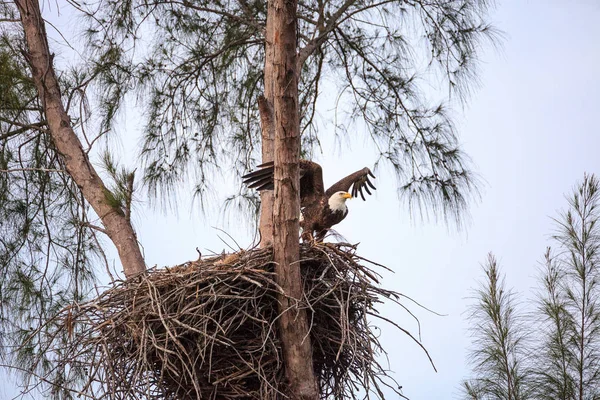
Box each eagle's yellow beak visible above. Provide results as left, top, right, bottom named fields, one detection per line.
left=342, top=192, right=353, bottom=199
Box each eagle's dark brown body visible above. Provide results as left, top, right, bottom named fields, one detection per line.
left=302, top=198, right=349, bottom=242
left=243, top=160, right=375, bottom=241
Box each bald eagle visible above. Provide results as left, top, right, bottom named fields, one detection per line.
left=242, top=160, right=376, bottom=241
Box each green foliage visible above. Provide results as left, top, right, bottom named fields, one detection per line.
left=101, top=150, right=136, bottom=217
left=0, top=29, right=38, bottom=133
left=462, top=254, right=532, bottom=400
left=533, top=174, right=600, bottom=399
left=0, top=49, right=32, bottom=114
left=0, top=17, right=99, bottom=396
left=0, top=127, right=99, bottom=398
left=462, top=174, right=600, bottom=400
left=75, top=0, right=497, bottom=221
left=533, top=250, right=577, bottom=400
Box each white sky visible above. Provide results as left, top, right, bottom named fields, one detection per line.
left=4, top=0, right=600, bottom=398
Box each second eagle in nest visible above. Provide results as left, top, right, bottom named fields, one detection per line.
left=243, top=160, right=376, bottom=241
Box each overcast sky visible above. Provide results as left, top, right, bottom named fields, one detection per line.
left=381, top=1, right=600, bottom=397
left=4, top=0, right=600, bottom=399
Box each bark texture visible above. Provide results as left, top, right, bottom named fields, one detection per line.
left=16, top=0, right=146, bottom=279
left=258, top=95, right=275, bottom=247
left=268, top=0, right=319, bottom=397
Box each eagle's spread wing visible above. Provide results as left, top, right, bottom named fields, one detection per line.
left=242, top=160, right=326, bottom=204
left=325, top=167, right=376, bottom=201
left=298, top=160, right=325, bottom=202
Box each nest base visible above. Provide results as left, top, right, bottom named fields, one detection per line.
left=58, top=243, right=410, bottom=399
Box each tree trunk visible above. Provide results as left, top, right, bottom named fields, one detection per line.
left=15, top=0, right=146, bottom=279
left=267, top=0, right=319, bottom=397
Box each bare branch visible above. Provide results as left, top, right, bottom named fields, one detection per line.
left=81, top=222, right=109, bottom=235
left=0, top=120, right=47, bottom=141
left=0, top=167, right=64, bottom=173
left=297, top=0, right=355, bottom=68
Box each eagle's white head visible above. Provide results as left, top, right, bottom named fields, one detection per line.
left=328, top=191, right=352, bottom=212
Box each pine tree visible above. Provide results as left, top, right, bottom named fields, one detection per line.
left=462, top=175, right=600, bottom=400
left=0, top=0, right=496, bottom=397
left=73, top=0, right=495, bottom=223
left=533, top=175, right=600, bottom=399
left=462, top=254, right=532, bottom=400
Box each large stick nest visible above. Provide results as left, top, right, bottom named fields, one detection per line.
left=50, top=243, right=430, bottom=399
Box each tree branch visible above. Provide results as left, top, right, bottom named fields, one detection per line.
left=81, top=222, right=109, bottom=235
left=297, top=0, right=355, bottom=68
left=143, top=0, right=264, bottom=32
left=297, top=0, right=400, bottom=68
left=0, top=119, right=47, bottom=141
left=0, top=167, right=64, bottom=173
left=16, top=0, right=146, bottom=279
